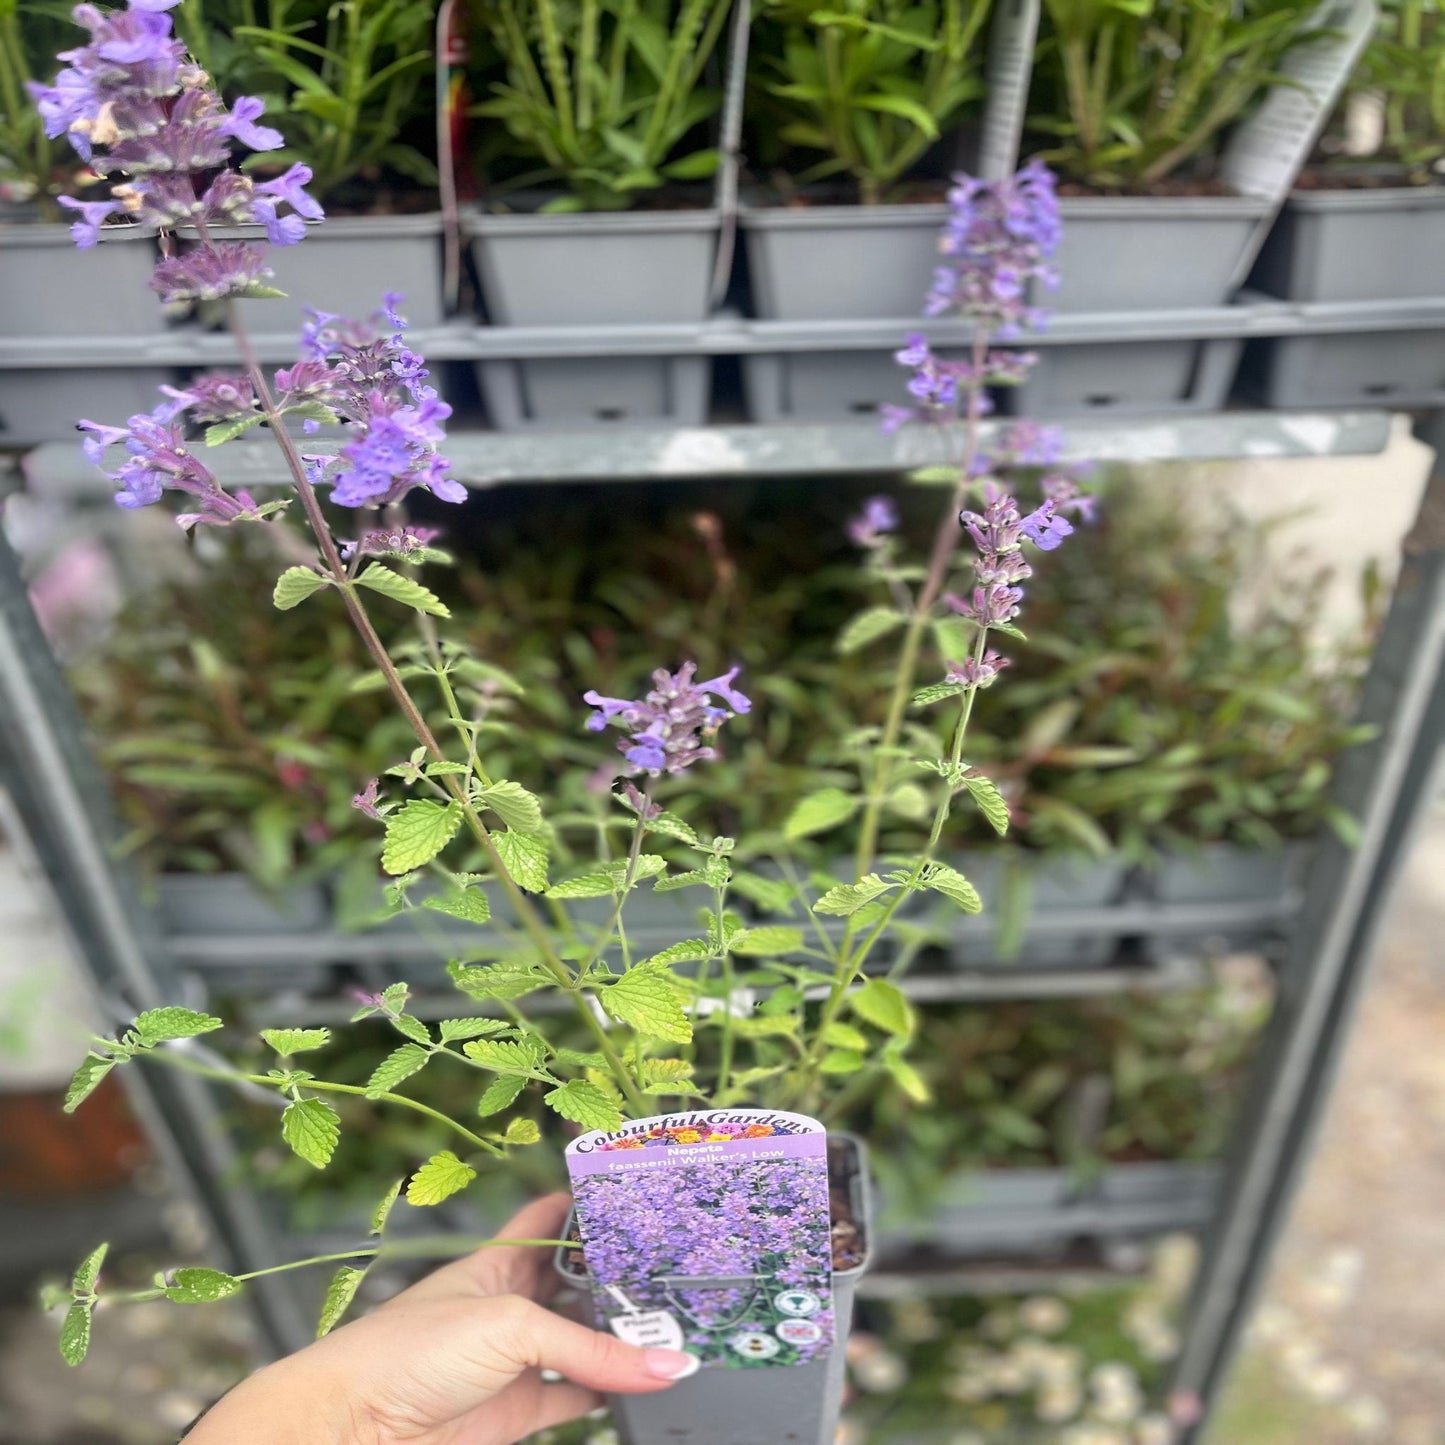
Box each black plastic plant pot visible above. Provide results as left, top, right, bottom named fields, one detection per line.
left=556, top=1134, right=872, bottom=1445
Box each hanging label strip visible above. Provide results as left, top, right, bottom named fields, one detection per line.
left=565, top=1109, right=835, bottom=1371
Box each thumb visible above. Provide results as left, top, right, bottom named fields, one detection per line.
left=485, top=1295, right=700, bottom=1394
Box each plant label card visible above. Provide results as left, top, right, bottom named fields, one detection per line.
left=565, top=1109, right=835, bottom=1372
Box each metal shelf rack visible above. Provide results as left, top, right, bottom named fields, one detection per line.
left=2, top=407, right=1442, bottom=1443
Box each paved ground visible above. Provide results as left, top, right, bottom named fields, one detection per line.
left=1210, top=803, right=1445, bottom=1445
left=2, top=810, right=1442, bottom=1444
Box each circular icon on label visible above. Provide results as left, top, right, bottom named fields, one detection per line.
left=774, top=1288, right=822, bottom=1318
left=729, top=1330, right=782, bottom=1360
left=775, top=1319, right=825, bottom=1346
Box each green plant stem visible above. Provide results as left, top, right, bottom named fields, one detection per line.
left=852, top=325, right=990, bottom=876
left=151, top=1045, right=506, bottom=1157
left=580, top=780, right=654, bottom=975
left=210, top=248, right=646, bottom=1115
left=102, top=1235, right=577, bottom=1305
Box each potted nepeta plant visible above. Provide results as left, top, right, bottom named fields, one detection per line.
left=0, top=0, right=177, bottom=444
left=739, top=0, right=1000, bottom=421
left=170, top=0, right=446, bottom=338
left=37, top=7, right=1091, bottom=1440
left=1246, top=0, right=1445, bottom=405
left=1012, top=0, right=1366, bottom=414
left=462, top=0, right=733, bottom=428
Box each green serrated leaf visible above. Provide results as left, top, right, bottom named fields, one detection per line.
left=642, top=1058, right=695, bottom=1086
left=913, top=681, right=969, bottom=707
left=64, top=1055, right=116, bottom=1114
left=449, top=961, right=546, bottom=1002
left=272, top=566, right=330, bottom=610
left=316, top=1264, right=367, bottom=1338
left=730, top=926, right=805, bottom=958
left=814, top=874, right=893, bottom=916
left=462, top=1037, right=547, bottom=1076
left=820, top=1048, right=866, bottom=1075
left=646, top=811, right=697, bottom=845
left=476, top=1073, right=528, bottom=1117
left=475, top=780, right=543, bottom=832
left=59, top=1302, right=92, bottom=1366
left=281, top=1097, right=340, bottom=1170
left=382, top=799, right=462, bottom=875
left=166, top=1267, right=243, bottom=1304
left=204, top=413, right=264, bottom=446
left=545, top=870, right=618, bottom=900
left=423, top=886, right=492, bottom=926
left=380, top=982, right=409, bottom=1011
left=641, top=938, right=714, bottom=966
left=370, top=1179, right=403, bottom=1236
left=850, top=978, right=915, bottom=1037
left=407, top=1150, right=476, bottom=1205
left=504, top=1117, right=541, bottom=1145
left=131, top=1007, right=223, bottom=1047
left=838, top=605, right=905, bottom=654
left=886, top=1055, right=932, bottom=1104
left=544, top=1079, right=623, bottom=1132
left=365, top=1043, right=431, bottom=1098
left=260, top=1028, right=331, bottom=1057
left=354, top=563, right=450, bottom=618
left=924, top=864, right=984, bottom=913
left=964, top=775, right=1011, bottom=835
left=390, top=1014, right=432, bottom=1045
left=600, top=963, right=691, bottom=1043
left=438, top=1017, right=509, bottom=1043
left=653, top=869, right=710, bottom=892
left=784, top=787, right=858, bottom=842
left=72, top=1243, right=108, bottom=1296
left=823, top=1021, right=869, bottom=1050
left=494, top=830, right=549, bottom=892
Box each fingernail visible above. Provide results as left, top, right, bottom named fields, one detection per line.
left=644, top=1348, right=700, bottom=1380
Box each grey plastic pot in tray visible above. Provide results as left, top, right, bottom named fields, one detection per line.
left=0, top=221, right=176, bottom=443
left=1250, top=184, right=1445, bottom=303
left=1009, top=330, right=1245, bottom=417
left=557, top=1134, right=871, bottom=1445
left=877, top=1161, right=1221, bottom=1258
left=0, top=364, right=182, bottom=447
left=739, top=202, right=949, bottom=423
left=157, top=873, right=329, bottom=936
left=188, top=214, right=446, bottom=335
left=1241, top=295, right=1445, bottom=408
left=1146, top=842, right=1306, bottom=950
left=0, top=221, right=165, bottom=337
left=1048, top=195, right=1269, bottom=313
left=466, top=208, right=717, bottom=429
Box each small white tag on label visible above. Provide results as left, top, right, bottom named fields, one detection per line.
left=776, top=1319, right=826, bottom=1347
left=774, top=1288, right=822, bottom=1318
left=608, top=1310, right=686, bottom=1351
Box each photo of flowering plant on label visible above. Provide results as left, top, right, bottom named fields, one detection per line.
left=31, top=4, right=1093, bottom=1436
left=567, top=1112, right=834, bottom=1372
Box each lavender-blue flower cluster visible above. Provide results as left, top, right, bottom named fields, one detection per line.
left=31, top=0, right=321, bottom=305
left=584, top=662, right=751, bottom=776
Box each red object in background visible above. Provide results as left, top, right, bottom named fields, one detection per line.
left=0, top=1077, right=150, bottom=1196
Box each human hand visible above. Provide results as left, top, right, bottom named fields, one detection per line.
left=188, top=1192, right=698, bottom=1445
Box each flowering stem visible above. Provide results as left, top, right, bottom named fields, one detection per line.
left=852, top=324, right=990, bottom=877
left=581, top=781, right=654, bottom=977
left=212, top=274, right=645, bottom=1115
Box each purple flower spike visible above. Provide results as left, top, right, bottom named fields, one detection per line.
left=57, top=195, right=121, bottom=248
left=257, top=163, right=323, bottom=221
left=1020, top=504, right=1074, bottom=551
left=219, top=96, right=283, bottom=152
left=848, top=496, right=899, bottom=547
left=251, top=197, right=306, bottom=246
left=583, top=662, right=749, bottom=777
left=150, top=242, right=274, bottom=306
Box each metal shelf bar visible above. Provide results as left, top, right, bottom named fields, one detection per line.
left=23, top=411, right=1394, bottom=500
